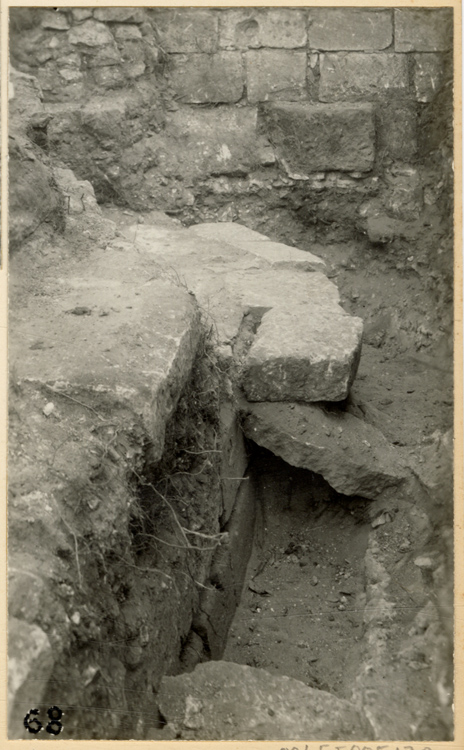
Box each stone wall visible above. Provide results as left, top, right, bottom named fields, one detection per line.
left=9, top=6, right=453, bottom=235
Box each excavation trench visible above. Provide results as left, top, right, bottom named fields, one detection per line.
left=222, top=445, right=371, bottom=700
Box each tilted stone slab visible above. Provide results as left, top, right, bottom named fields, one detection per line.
left=242, top=306, right=363, bottom=402
left=156, top=661, right=374, bottom=740
left=190, top=222, right=325, bottom=272
left=242, top=401, right=409, bottom=499
left=261, top=102, right=375, bottom=173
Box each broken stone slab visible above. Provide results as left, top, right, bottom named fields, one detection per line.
left=260, top=101, right=375, bottom=173
left=241, top=305, right=363, bottom=402
left=242, top=401, right=409, bottom=499
left=156, top=661, right=374, bottom=740
left=190, top=222, right=325, bottom=272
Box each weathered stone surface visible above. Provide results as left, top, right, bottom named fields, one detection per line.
left=219, top=401, right=249, bottom=523
left=394, top=8, right=453, bottom=52
left=9, top=242, right=202, bottom=463
left=413, top=53, right=446, bottom=102
left=113, top=24, right=143, bottom=41
left=68, top=20, right=115, bottom=47
left=41, top=10, right=70, bottom=30
left=170, top=52, right=243, bottom=103
left=160, top=108, right=259, bottom=178
left=319, top=52, right=409, bottom=102
left=193, top=478, right=255, bottom=659
left=246, top=50, right=307, bottom=103
left=261, top=102, right=375, bottom=173
left=71, top=9, right=93, bottom=22
left=9, top=136, right=64, bottom=251
left=8, top=619, right=54, bottom=737
left=383, top=165, right=423, bottom=221
left=93, top=8, right=146, bottom=24
left=377, top=101, right=417, bottom=160
left=191, top=222, right=325, bottom=272
left=157, top=661, right=374, bottom=740
left=242, top=402, right=409, bottom=499
left=242, top=306, right=363, bottom=403
left=308, top=8, right=392, bottom=51
left=220, top=8, right=307, bottom=49
left=152, top=9, right=218, bottom=53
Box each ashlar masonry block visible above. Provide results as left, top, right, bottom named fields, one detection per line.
left=246, top=50, right=307, bottom=104
left=319, top=52, right=409, bottom=101
left=220, top=8, right=307, bottom=49
left=170, top=52, right=243, bottom=104
left=413, top=53, right=446, bottom=102
left=394, top=9, right=453, bottom=52
left=308, top=8, right=392, bottom=51
left=152, top=9, right=218, bottom=53
left=261, top=102, right=375, bottom=173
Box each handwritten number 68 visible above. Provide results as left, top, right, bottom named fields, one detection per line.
left=24, top=706, right=63, bottom=735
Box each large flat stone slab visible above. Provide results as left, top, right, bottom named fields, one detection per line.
left=242, top=306, right=363, bottom=402
left=261, top=102, right=375, bottom=173
left=156, top=661, right=373, bottom=740
left=190, top=222, right=325, bottom=272
left=9, top=239, right=202, bottom=463
left=242, top=401, right=409, bottom=499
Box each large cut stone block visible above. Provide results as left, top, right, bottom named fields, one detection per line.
left=170, top=52, right=243, bottom=103
left=413, top=53, right=446, bottom=102
left=319, top=52, right=409, bottom=101
left=246, top=50, right=307, bottom=103
left=261, top=102, right=375, bottom=173
left=241, top=306, right=363, bottom=403
left=377, top=101, right=417, bottom=160
left=219, top=8, right=307, bottom=49
left=191, top=222, right=325, bottom=272
left=308, top=8, right=392, bottom=51
left=152, top=9, right=218, bottom=53
left=394, top=8, right=453, bottom=52
left=157, top=661, right=374, bottom=740
left=242, top=402, right=409, bottom=499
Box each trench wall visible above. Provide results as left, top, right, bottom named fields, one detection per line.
left=9, top=7, right=453, bottom=235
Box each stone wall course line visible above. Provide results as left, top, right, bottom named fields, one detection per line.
left=308, top=8, right=392, bottom=52
left=394, top=8, right=453, bottom=52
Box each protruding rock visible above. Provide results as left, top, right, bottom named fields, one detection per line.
left=242, top=401, right=409, bottom=498
left=241, top=306, right=363, bottom=403
left=157, top=661, right=374, bottom=740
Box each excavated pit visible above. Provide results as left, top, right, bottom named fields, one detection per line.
left=222, top=445, right=372, bottom=698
